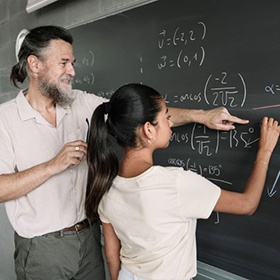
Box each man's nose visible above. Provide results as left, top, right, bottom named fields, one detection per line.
left=67, top=63, right=76, bottom=77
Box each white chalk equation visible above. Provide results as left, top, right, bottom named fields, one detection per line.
left=170, top=123, right=259, bottom=156
left=163, top=91, right=202, bottom=104
left=163, top=72, right=247, bottom=108
left=252, top=82, right=280, bottom=110
left=168, top=157, right=231, bottom=185
left=157, top=22, right=206, bottom=69
left=73, top=51, right=95, bottom=86
left=265, top=83, right=280, bottom=95
left=158, top=23, right=206, bottom=48
left=94, top=89, right=115, bottom=99
left=204, top=72, right=246, bottom=108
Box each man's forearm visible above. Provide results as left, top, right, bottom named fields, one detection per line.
left=0, top=161, right=54, bottom=203
left=168, top=106, right=249, bottom=130
left=0, top=140, right=87, bottom=203
left=168, top=107, right=204, bottom=127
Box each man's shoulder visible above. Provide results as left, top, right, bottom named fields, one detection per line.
left=0, top=96, right=18, bottom=114
left=71, top=89, right=108, bottom=107
left=70, top=89, right=85, bottom=99
left=72, top=89, right=106, bottom=99
left=0, top=98, right=18, bottom=131
left=71, top=88, right=85, bottom=95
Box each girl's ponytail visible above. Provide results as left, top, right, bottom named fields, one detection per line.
left=85, top=84, right=163, bottom=220
left=85, top=102, right=118, bottom=221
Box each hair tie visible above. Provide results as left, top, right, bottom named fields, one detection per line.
left=103, top=102, right=111, bottom=114
left=15, top=29, right=30, bottom=63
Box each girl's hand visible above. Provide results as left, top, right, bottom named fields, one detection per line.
left=258, top=117, right=280, bottom=155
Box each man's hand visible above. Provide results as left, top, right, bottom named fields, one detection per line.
left=168, top=106, right=249, bottom=130
left=0, top=140, right=88, bottom=202
left=47, top=140, right=88, bottom=175
left=202, top=107, right=249, bottom=131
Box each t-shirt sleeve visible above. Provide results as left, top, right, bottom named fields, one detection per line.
left=98, top=198, right=111, bottom=224
left=176, top=169, right=221, bottom=220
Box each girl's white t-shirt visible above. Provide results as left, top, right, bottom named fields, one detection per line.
left=99, top=166, right=221, bottom=280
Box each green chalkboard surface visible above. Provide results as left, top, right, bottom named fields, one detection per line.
left=70, top=1, right=280, bottom=279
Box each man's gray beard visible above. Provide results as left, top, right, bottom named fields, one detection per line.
left=37, top=80, right=74, bottom=107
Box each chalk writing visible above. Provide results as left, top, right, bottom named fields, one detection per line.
left=204, top=72, right=246, bottom=108
left=168, top=157, right=186, bottom=168
left=158, top=23, right=206, bottom=48
left=215, top=212, right=220, bottom=224
left=167, top=157, right=232, bottom=186
left=220, top=127, right=259, bottom=149
left=265, top=84, right=280, bottom=94
left=253, top=83, right=280, bottom=110
left=139, top=57, right=143, bottom=74
left=191, top=124, right=218, bottom=156
left=74, top=51, right=94, bottom=68
left=163, top=72, right=246, bottom=106
left=170, top=132, right=189, bottom=143
left=73, top=73, right=95, bottom=86
left=164, top=91, right=202, bottom=104
left=94, top=89, right=115, bottom=99
left=253, top=104, right=280, bottom=110
left=267, top=170, right=280, bottom=197
left=170, top=124, right=259, bottom=156
left=187, top=158, right=222, bottom=177
left=157, top=48, right=205, bottom=69
left=162, top=94, right=170, bottom=104
left=157, top=22, right=206, bottom=69
left=73, top=51, right=95, bottom=86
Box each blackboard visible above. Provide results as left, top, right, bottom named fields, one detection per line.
left=70, top=1, right=280, bottom=279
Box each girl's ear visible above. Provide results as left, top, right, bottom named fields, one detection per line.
left=27, top=55, right=40, bottom=75
left=143, top=121, right=154, bottom=140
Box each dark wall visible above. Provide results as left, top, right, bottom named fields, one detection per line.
left=70, top=1, right=280, bottom=279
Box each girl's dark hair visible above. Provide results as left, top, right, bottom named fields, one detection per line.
left=10, top=25, right=73, bottom=88
left=85, top=84, right=163, bottom=221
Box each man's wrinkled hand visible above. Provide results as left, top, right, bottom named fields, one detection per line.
left=203, top=107, right=249, bottom=131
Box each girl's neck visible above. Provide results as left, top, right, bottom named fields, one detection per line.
left=119, top=148, right=153, bottom=178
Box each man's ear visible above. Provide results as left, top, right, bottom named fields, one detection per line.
left=27, top=55, right=40, bottom=75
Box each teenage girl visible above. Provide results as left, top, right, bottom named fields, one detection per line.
left=85, top=84, right=280, bottom=280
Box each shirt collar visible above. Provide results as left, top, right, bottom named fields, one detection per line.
left=16, top=90, right=70, bottom=126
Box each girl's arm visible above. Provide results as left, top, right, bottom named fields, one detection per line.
left=102, top=222, right=121, bottom=280
left=214, top=117, right=280, bottom=215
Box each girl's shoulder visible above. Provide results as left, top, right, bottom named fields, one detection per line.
left=152, top=165, right=186, bottom=175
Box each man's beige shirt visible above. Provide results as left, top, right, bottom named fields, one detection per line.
left=0, top=90, right=106, bottom=238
